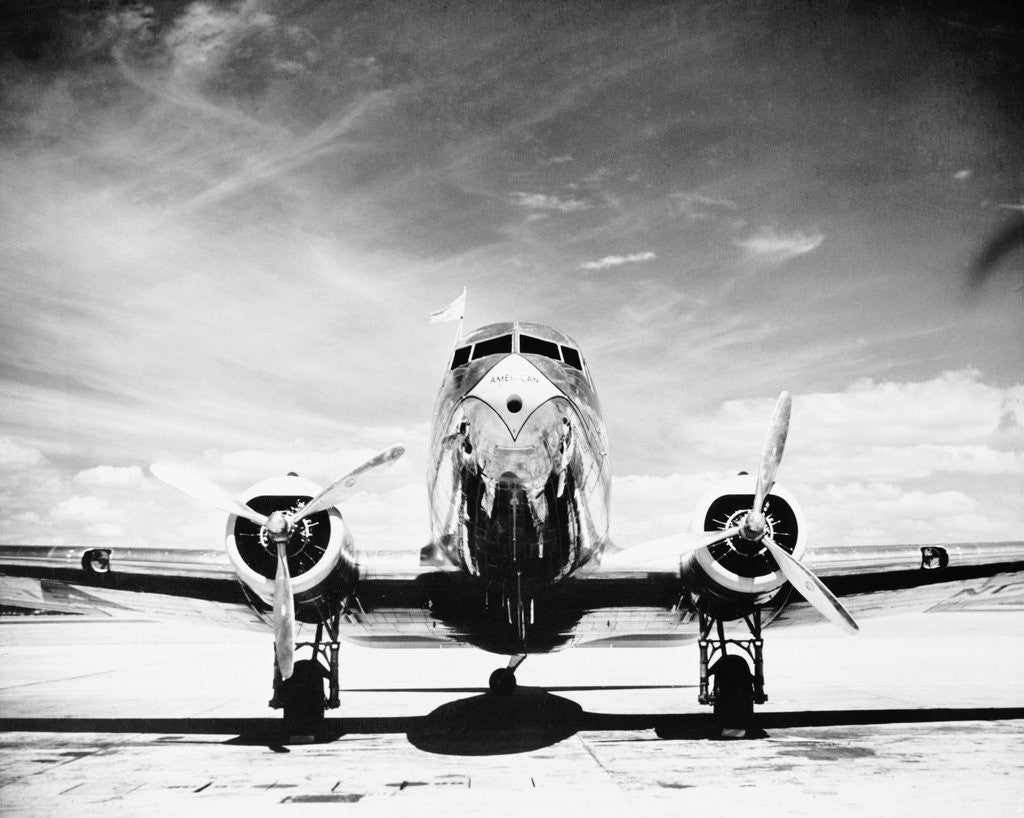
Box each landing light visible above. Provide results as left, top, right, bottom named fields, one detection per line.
left=506, top=395, right=523, bottom=413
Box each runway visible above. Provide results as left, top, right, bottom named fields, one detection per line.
left=2, top=611, right=1023, bottom=816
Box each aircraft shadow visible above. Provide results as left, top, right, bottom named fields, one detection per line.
left=2, top=691, right=1022, bottom=756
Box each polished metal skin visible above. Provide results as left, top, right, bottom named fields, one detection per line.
left=425, top=323, right=611, bottom=642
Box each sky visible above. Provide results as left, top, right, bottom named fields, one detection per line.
left=1, top=0, right=1022, bottom=554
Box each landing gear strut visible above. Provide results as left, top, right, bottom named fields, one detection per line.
left=488, top=653, right=526, bottom=695
left=270, top=612, right=342, bottom=734
left=697, top=609, right=766, bottom=732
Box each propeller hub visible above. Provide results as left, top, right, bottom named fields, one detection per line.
left=265, top=511, right=291, bottom=543
left=739, top=510, right=766, bottom=541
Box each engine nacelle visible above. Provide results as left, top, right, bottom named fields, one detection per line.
left=681, top=473, right=807, bottom=621
left=224, top=474, right=358, bottom=623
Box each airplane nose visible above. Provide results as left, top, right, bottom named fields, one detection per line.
left=465, top=354, right=563, bottom=440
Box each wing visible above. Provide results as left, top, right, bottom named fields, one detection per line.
left=0, top=545, right=266, bottom=630
left=0, top=542, right=453, bottom=645
left=784, top=540, right=1024, bottom=624
left=580, top=538, right=1024, bottom=635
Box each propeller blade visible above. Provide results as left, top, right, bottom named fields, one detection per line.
left=753, top=391, right=792, bottom=513
left=149, top=463, right=268, bottom=526
left=292, top=444, right=405, bottom=522
left=762, top=535, right=859, bottom=635
left=273, top=541, right=296, bottom=681
left=695, top=525, right=744, bottom=551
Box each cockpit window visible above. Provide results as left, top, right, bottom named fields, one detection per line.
left=519, top=334, right=560, bottom=360
left=560, top=345, right=583, bottom=371
left=450, top=345, right=471, bottom=369
left=471, top=334, right=513, bottom=359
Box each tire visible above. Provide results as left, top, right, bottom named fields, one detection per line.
left=281, top=659, right=326, bottom=732
left=488, top=667, right=517, bottom=695
left=711, top=654, right=753, bottom=732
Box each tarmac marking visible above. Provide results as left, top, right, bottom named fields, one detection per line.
left=281, top=793, right=364, bottom=803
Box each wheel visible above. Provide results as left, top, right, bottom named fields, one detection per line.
left=488, top=667, right=517, bottom=695
left=711, top=655, right=753, bottom=733
left=281, top=659, right=326, bottom=733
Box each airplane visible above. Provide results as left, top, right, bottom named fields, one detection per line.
left=1, top=318, right=1022, bottom=737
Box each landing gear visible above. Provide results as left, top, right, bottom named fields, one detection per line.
left=488, top=653, right=526, bottom=696
left=488, top=668, right=517, bottom=695
left=711, top=655, right=753, bottom=732
left=269, top=612, right=342, bottom=736
left=697, top=610, right=766, bottom=734
left=280, top=659, right=326, bottom=733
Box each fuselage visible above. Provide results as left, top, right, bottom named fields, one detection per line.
left=426, top=323, right=612, bottom=638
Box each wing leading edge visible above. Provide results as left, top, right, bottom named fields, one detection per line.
left=1, top=538, right=1022, bottom=642
left=0, top=544, right=266, bottom=629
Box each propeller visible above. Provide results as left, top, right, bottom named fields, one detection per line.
left=291, top=444, right=405, bottom=523
left=752, top=391, right=791, bottom=525
left=762, top=535, right=858, bottom=634
left=148, top=463, right=268, bottom=526
left=273, top=540, right=295, bottom=679
left=149, top=445, right=406, bottom=678
left=700, top=391, right=859, bottom=634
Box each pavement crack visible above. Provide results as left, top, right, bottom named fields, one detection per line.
left=577, top=735, right=614, bottom=778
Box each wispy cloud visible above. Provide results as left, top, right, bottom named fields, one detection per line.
left=511, top=192, right=592, bottom=213
left=1, top=3, right=1020, bottom=555
left=580, top=251, right=657, bottom=271
left=734, top=227, right=824, bottom=260
left=669, top=192, right=738, bottom=221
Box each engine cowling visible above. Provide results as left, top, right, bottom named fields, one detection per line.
left=224, top=474, right=358, bottom=623
left=681, top=473, right=807, bottom=620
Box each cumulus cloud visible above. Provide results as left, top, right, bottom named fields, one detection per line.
left=610, top=470, right=728, bottom=546
left=342, top=483, right=430, bottom=550
left=611, top=371, right=1024, bottom=547
left=580, top=251, right=657, bottom=271
left=49, top=495, right=111, bottom=523
left=74, top=465, right=146, bottom=488
left=679, top=371, right=1022, bottom=455
left=734, top=227, right=824, bottom=260
left=0, top=438, right=45, bottom=468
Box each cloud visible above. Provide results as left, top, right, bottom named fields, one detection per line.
left=197, top=441, right=423, bottom=487
left=608, top=371, right=1024, bottom=547
left=610, top=470, right=728, bottom=546
left=73, top=465, right=146, bottom=488
left=669, top=192, right=738, bottom=221
left=580, top=252, right=657, bottom=271
left=164, top=1, right=277, bottom=78
left=674, top=371, right=1020, bottom=453
left=49, top=495, right=111, bottom=523
left=733, top=227, right=824, bottom=260
left=0, top=3, right=1020, bottom=559
left=0, top=438, right=45, bottom=468
left=511, top=192, right=592, bottom=213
